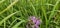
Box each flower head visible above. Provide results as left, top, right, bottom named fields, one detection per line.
left=27, top=16, right=42, bottom=28
left=36, top=20, right=40, bottom=25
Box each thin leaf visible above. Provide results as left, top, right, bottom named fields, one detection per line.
left=0, top=11, right=19, bottom=25
left=0, top=0, right=18, bottom=15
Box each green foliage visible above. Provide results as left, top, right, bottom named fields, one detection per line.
left=0, top=0, right=60, bottom=28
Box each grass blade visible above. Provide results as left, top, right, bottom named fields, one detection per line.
left=12, top=20, right=25, bottom=28
left=0, top=0, right=18, bottom=15
left=0, top=11, right=19, bottom=25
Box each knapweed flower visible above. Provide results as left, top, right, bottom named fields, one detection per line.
left=29, top=16, right=37, bottom=24
left=26, top=16, right=42, bottom=28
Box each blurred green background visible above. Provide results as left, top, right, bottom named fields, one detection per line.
left=0, top=0, right=60, bottom=28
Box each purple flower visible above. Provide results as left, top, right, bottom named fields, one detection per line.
left=36, top=20, right=40, bottom=25
left=27, top=16, right=42, bottom=28
left=29, top=16, right=37, bottom=24
left=35, top=25, right=39, bottom=28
